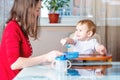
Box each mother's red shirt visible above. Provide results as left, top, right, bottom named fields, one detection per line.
left=0, top=20, right=32, bottom=80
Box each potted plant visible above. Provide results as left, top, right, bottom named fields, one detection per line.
left=44, top=0, right=70, bottom=23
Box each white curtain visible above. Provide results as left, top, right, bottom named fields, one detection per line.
left=94, top=0, right=120, bottom=61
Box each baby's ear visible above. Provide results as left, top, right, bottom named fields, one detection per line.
left=88, top=31, right=93, bottom=37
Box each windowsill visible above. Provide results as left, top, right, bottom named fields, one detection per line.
left=40, top=23, right=76, bottom=27
left=40, top=17, right=120, bottom=27
left=40, top=16, right=95, bottom=27
left=40, top=16, right=81, bottom=27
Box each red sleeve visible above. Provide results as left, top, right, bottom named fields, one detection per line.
left=4, top=22, right=21, bottom=65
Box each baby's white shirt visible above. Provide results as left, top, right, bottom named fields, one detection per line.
left=73, top=39, right=99, bottom=54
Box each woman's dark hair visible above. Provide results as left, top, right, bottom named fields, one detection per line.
left=7, top=0, right=40, bottom=39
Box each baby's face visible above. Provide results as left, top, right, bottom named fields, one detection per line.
left=75, top=23, right=91, bottom=41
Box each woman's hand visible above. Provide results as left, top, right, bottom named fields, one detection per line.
left=46, top=50, right=63, bottom=62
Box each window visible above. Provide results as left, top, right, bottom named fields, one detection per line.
left=0, top=0, right=13, bottom=26
left=41, top=0, right=72, bottom=17
left=41, top=0, right=95, bottom=26
left=0, top=0, right=95, bottom=26
left=1, top=0, right=119, bottom=26
left=41, top=0, right=93, bottom=17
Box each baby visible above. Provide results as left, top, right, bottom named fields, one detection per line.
left=61, top=19, right=106, bottom=56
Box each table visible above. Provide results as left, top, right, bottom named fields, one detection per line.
left=14, top=62, right=120, bottom=80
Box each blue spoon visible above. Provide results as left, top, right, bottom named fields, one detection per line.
left=65, top=44, right=71, bottom=48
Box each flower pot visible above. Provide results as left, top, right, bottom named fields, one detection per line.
left=48, top=13, right=59, bottom=23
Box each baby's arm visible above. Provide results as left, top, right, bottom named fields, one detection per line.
left=96, top=44, right=107, bottom=56
left=60, top=38, right=74, bottom=45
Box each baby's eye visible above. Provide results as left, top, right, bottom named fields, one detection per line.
left=79, top=30, right=82, bottom=32
left=76, top=29, right=81, bottom=32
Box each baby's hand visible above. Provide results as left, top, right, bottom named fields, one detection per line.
left=60, top=38, right=67, bottom=46
left=96, top=45, right=107, bottom=56
left=60, top=38, right=74, bottom=46
left=100, top=49, right=107, bottom=56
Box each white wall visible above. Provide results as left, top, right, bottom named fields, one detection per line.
left=30, top=26, right=75, bottom=56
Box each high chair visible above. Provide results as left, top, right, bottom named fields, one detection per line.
left=67, top=32, right=112, bottom=62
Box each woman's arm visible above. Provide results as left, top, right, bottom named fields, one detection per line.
left=11, top=50, right=62, bottom=70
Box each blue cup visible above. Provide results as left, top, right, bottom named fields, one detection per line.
left=55, top=55, right=67, bottom=60
left=64, top=52, right=79, bottom=59
left=52, top=55, right=72, bottom=73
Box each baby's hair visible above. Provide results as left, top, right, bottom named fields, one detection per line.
left=77, top=19, right=96, bottom=36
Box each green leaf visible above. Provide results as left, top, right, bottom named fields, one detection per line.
left=44, top=0, right=70, bottom=13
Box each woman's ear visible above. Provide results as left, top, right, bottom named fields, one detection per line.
left=88, top=31, right=93, bottom=37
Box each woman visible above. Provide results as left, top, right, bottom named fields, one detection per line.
left=0, top=0, right=63, bottom=80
